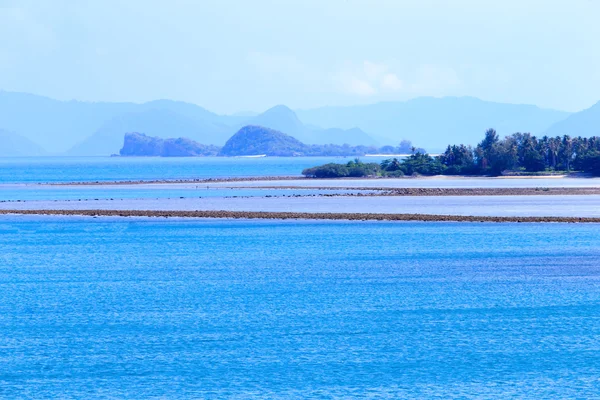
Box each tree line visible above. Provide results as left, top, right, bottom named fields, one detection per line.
left=302, top=129, right=600, bottom=178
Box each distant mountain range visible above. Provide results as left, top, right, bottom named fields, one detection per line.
left=1, top=90, right=599, bottom=157
left=0, top=129, right=46, bottom=157
left=66, top=108, right=231, bottom=156
left=296, top=96, right=572, bottom=151
left=0, top=91, right=376, bottom=156
left=121, top=126, right=420, bottom=157
left=543, top=101, right=600, bottom=138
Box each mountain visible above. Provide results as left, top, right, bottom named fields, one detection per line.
left=231, top=111, right=259, bottom=117
left=140, top=99, right=223, bottom=123
left=0, top=91, right=231, bottom=154
left=243, top=105, right=379, bottom=146
left=543, top=101, right=600, bottom=138
left=246, top=105, right=306, bottom=138
left=318, top=127, right=378, bottom=146
left=0, top=91, right=379, bottom=156
left=219, top=125, right=306, bottom=156
left=0, top=91, right=140, bottom=153
left=67, top=108, right=231, bottom=156
left=0, top=129, right=46, bottom=156
left=0, top=90, right=579, bottom=156
left=296, top=96, right=571, bottom=151
left=119, top=132, right=220, bottom=156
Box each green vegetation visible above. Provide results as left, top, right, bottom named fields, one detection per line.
left=303, top=129, right=600, bottom=177
left=219, top=125, right=424, bottom=157
left=459, top=129, right=600, bottom=176
left=120, top=132, right=220, bottom=156
left=575, top=151, right=600, bottom=175
left=302, top=159, right=381, bottom=178
left=302, top=154, right=440, bottom=178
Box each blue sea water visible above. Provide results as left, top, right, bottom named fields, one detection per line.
left=0, top=185, right=357, bottom=202
left=0, top=156, right=386, bottom=184
left=1, top=217, right=599, bottom=398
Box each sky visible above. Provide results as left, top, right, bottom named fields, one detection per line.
left=0, top=0, right=599, bottom=114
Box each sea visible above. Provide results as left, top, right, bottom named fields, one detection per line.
left=1, top=217, right=599, bottom=398
left=0, top=156, right=376, bottom=184
left=2, top=157, right=600, bottom=398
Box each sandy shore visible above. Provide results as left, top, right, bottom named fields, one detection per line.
left=217, top=187, right=600, bottom=196
left=47, top=176, right=304, bottom=186
left=1, top=209, right=599, bottom=223
left=43, top=174, right=593, bottom=187
left=35, top=182, right=600, bottom=197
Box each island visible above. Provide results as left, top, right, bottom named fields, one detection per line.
left=120, top=132, right=220, bottom=156
left=303, top=129, right=600, bottom=177
left=119, top=125, right=423, bottom=157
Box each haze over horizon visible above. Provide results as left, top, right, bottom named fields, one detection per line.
left=0, top=89, right=582, bottom=116
left=1, top=0, right=599, bottom=114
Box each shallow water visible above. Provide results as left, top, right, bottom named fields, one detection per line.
left=4, top=157, right=599, bottom=189
left=0, top=156, right=390, bottom=184
left=0, top=184, right=357, bottom=202
left=217, top=176, right=600, bottom=189
left=5, top=194, right=600, bottom=218
left=1, top=217, right=599, bottom=398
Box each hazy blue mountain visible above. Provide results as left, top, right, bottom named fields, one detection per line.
left=67, top=109, right=232, bottom=156
left=0, top=91, right=138, bottom=153
left=543, top=101, right=600, bottom=138
left=0, top=91, right=230, bottom=154
left=140, top=99, right=230, bottom=126
left=316, top=127, right=379, bottom=146
left=0, top=129, right=46, bottom=156
left=245, top=105, right=307, bottom=137
left=219, top=125, right=398, bottom=157
left=296, top=96, right=571, bottom=151
left=0, top=91, right=379, bottom=156
left=243, top=105, right=379, bottom=146
left=0, top=90, right=578, bottom=156
left=230, top=111, right=259, bottom=117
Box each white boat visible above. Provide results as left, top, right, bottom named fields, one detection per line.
left=236, top=154, right=267, bottom=158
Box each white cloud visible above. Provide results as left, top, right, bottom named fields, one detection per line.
left=347, top=77, right=377, bottom=96
left=409, top=65, right=460, bottom=93
left=338, top=60, right=404, bottom=96
left=363, top=61, right=388, bottom=82
left=381, top=73, right=403, bottom=91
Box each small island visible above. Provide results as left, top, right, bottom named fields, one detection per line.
left=120, top=132, right=221, bottom=156
left=303, top=129, right=600, bottom=177
left=118, top=125, right=600, bottom=177
left=119, top=125, right=423, bottom=158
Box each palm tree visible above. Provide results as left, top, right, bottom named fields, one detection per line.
left=560, top=135, right=573, bottom=171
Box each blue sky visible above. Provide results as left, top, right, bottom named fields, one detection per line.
left=0, top=0, right=598, bottom=113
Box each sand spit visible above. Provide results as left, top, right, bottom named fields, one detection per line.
left=1, top=209, right=599, bottom=223
left=36, top=181, right=600, bottom=197
left=43, top=173, right=594, bottom=187
left=46, top=176, right=303, bottom=186
left=220, top=187, right=600, bottom=196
